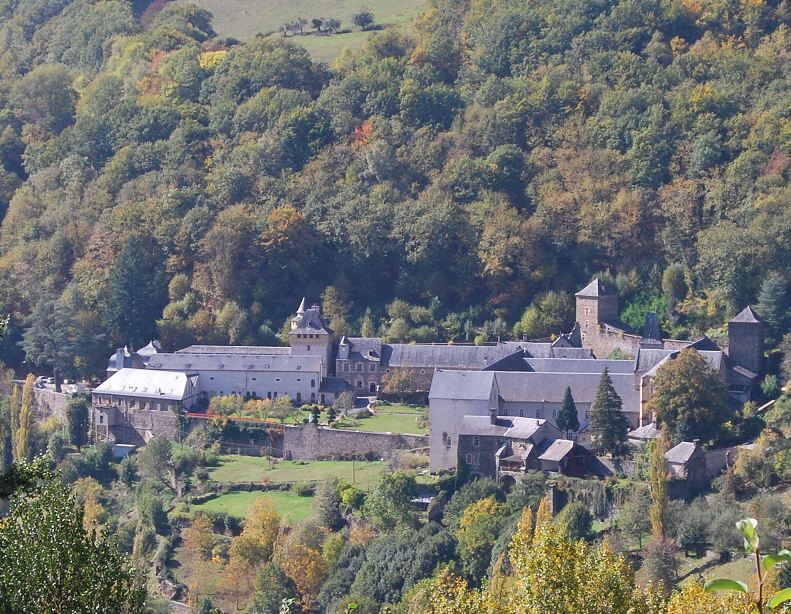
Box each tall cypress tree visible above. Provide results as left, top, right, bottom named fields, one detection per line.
left=757, top=271, right=790, bottom=341
left=589, top=367, right=628, bottom=456
left=103, top=235, right=166, bottom=348
left=555, top=386, right=580, bottom=438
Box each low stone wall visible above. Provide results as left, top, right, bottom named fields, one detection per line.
left=282, top=423, right=428, bottom=461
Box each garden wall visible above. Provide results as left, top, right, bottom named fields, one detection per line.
left=282, top=423, right=428, bottom=461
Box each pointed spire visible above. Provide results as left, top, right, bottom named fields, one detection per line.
left=730, top=306, right=763, bottom=324
left=297, top=297, right=306, bottom=315
left=339, top=335, right=349, bottom=345
left=575, top=278, right=613, bottom=297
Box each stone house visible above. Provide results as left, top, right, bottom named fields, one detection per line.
left=665, top=439, right=708, bottom=485
left=456, top=410, right=591, bottom=487
left=92, top=368, right=205, bottom=444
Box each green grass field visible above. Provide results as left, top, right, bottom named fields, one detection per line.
left=175, top=0, right=426, bottom=63
left=374, top=403, right=426, bottom=414
left=192, top=489, right=314, bottom=522
left=335, top=411, right=428, bottom=435
left=209, top=455, right=386, bottom=486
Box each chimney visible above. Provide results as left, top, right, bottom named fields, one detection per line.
left=114, top=348, right=124, bottom=371
left=489, top=405, right=497, bottom=425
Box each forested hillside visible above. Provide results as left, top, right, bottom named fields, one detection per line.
left=1, top=0, right=791, bottom=377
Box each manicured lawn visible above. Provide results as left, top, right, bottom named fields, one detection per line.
left=175, top=0, right=426, bottom=61
left=335, top=411, right=428, bottom=435
left=374, top=403, right=426, bottom=414
left=192, top=489, right=314, bottom=522
left=209, top=455, right=386, bottom=486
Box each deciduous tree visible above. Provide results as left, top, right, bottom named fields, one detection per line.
left=646, top=349, right=729, bottom=443
left=0, top=463, right=145, bottom=612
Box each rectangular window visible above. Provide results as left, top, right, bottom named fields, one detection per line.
left=519, top=409, right=524, bottom=417
left=357, top=381, right=362, bottom=389
left=369, top=364, right=376, bottom=371
left=535, top=410, right=541, bottom=419
left=357, top=364, right=362, bottom=371
left=344, top=363, right=349, bottom=371
left=473, top=436, right=480, bottom=448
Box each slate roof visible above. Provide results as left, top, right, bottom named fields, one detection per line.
left=107, top=347, right=145, bottom=371
left=730, top=365, right=759, bottom=380
left=345, top=337, right=384, bottom=362
left=537, top=438, right=576, bottom=462
left=628, top=422, right=659, bottom=440
left=642, top=312, right=662, bottom=342
left=95, top=368, right=195, bottom=400
left=138, top=340, right=162, bottom=358
left=319, top=377, right=353, bottom=393
left=643, top=349, right=724, bottom=377
left=148, top=353, right=322, bottom=373
left=483, top=350, right=530, bottom=372
left=523, top=358, right=634, bottom=374
left=730, top=306, right=763, bottom=324
left=177, top=345, right=291, bottom=355
left=494, top=370, right=640, bottom=410
left=291, top=307, right=332, bottom=335
left=687, top=336, right=722, bottom=351
left=385, top=343, right=519, bottom=370
left=459, top=415, right=547, bottom=439
left=575, top=278, right=615, bottom=297
left=429, top=370, right=496, bottom=400
left=665, top=441, right=701, bottom=464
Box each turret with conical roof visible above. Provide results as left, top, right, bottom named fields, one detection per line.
left=289, top=299, right=335, bottom=377
left=728, top=306, right=765, bottom=376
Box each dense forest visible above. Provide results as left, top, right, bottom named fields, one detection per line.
left=1, top=0, right=791, bottom=377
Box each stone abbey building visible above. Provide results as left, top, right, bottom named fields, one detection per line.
left=94, top=281, right=766, bottom=455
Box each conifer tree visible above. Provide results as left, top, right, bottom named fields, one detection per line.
left=103, top=235, right=166, bottom=349
left=757, top=271, right=790, bottom=341
left=588, top=367, right=628, bottom=456
left=556, top=386, right=579, bottom=437
left=67, top=396, right=90, bottom=451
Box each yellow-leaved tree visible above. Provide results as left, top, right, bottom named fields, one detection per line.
left=426, top=496, right=642, bottom=614
left=229, top=497, right=280, bottom=567
left=13, top=375, right=35, bottom=462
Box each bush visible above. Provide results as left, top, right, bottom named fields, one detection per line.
left=293, top=482, right=315, bottom=497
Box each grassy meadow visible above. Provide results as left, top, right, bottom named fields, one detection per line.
left=175, top=0, right=426, bottom=62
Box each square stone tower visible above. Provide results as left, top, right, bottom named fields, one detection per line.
left=575, top=278, right=619, bottom=339
left=727, top=306, right=765, bottom=376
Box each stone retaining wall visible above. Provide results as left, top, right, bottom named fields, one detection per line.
left=282, top=423, right=428, bottom=460
left=30, top=387, right=72, bottom=420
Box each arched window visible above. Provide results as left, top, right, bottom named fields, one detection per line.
left=465, top=453, right=473, bottom=464
left=296, top=392, right=301, bottom=403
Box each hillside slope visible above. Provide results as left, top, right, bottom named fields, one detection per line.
left=0, top=0, right=789, bottom=377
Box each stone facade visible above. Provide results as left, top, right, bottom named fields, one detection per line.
left=94, top=406, right=181, bottom=446
left=282, top=422, right=427, bottom=461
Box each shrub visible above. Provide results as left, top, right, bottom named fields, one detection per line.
left=293, top=482, right=315, bottom=497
